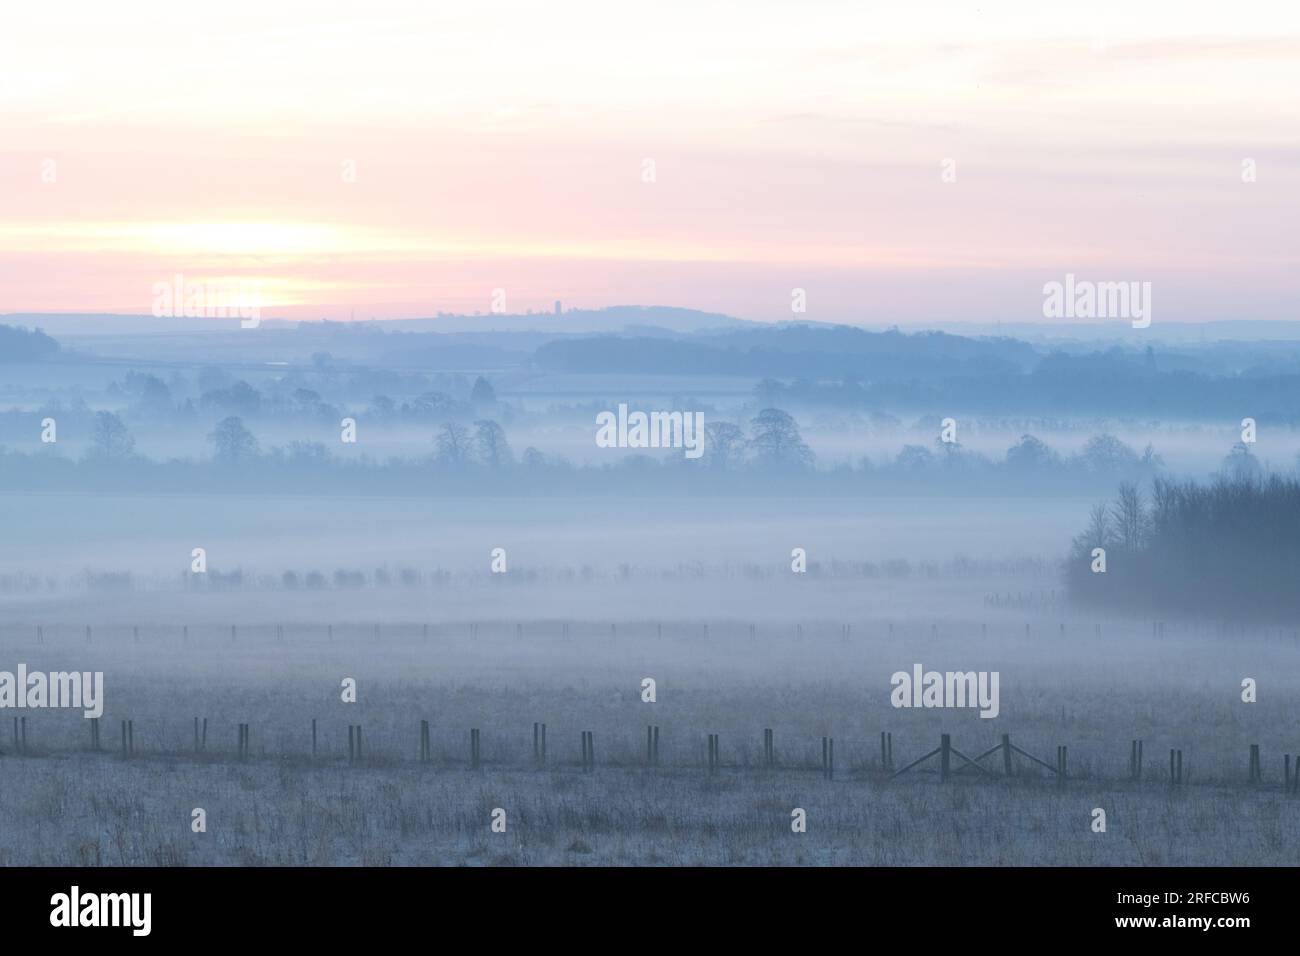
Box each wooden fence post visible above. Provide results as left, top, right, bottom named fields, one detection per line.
left=120, top=720, right=128, bottom=758
left=940, top=733, right=951, bottom=782
left=470, top=728, right=481, bottom=770
left=1249, top=744, right=1261, bottom=784
left=765, top=728, right=774, bottom=768
left=1002, top=734, right=1013, bottom=776
left=313, top=718, right=319, bottom=759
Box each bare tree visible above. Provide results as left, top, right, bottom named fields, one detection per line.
left=473, top=419, right=512, bottom=469
left=1113, top=481, right=1148, bottom=550
left=703, top=421, right=745, bottom=470
left=749, top=408, right=814, bottom=469
left=208, top=416, right=257, bottom=464
left=435, top=422, right=472, bottom=466
left=89, top=411, right=135, bottom=459
left=1085, top=502, right=1111, bottom=547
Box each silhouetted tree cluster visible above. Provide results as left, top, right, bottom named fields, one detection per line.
left=1066, top=473, right=1300, bottom=620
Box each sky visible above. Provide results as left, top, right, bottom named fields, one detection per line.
left=1, top=0, right=1298, bottom=325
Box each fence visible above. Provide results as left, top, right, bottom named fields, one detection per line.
left=10, top=615, right=1300, bottom=647
left=4, top=716, right=1297, bottom=793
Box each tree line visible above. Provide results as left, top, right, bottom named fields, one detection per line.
left=1066, top=471, right=1300, bottom=619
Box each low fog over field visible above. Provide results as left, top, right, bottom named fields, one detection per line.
left=2, top=311, right=1298, bottom=865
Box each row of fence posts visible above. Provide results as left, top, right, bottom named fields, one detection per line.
left=46, top=620, right=771, bottom=644
left=346, top=724, right=361, bottom=764
left=10, top=717, right=1300, bottom=789
left=534, top=722, right=547, bottom=767
left=1286, top=755, right=1300, bottom=794
left=22, top=620, right=1051, bottom=646
left=40, top=619, right=1300, bottom=650
left=10, top=717, right=28, bottom=755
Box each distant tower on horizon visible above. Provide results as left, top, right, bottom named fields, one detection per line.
left=554, top=300, right=562, bottom=315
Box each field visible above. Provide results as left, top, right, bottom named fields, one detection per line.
left=1, top=567, right=1297, bottom=866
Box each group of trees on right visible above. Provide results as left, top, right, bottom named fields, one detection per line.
left=1067, top=471, right=1300, bottom=620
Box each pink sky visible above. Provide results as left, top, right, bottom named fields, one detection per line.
left=2, top=1, right=1298, bottom=324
